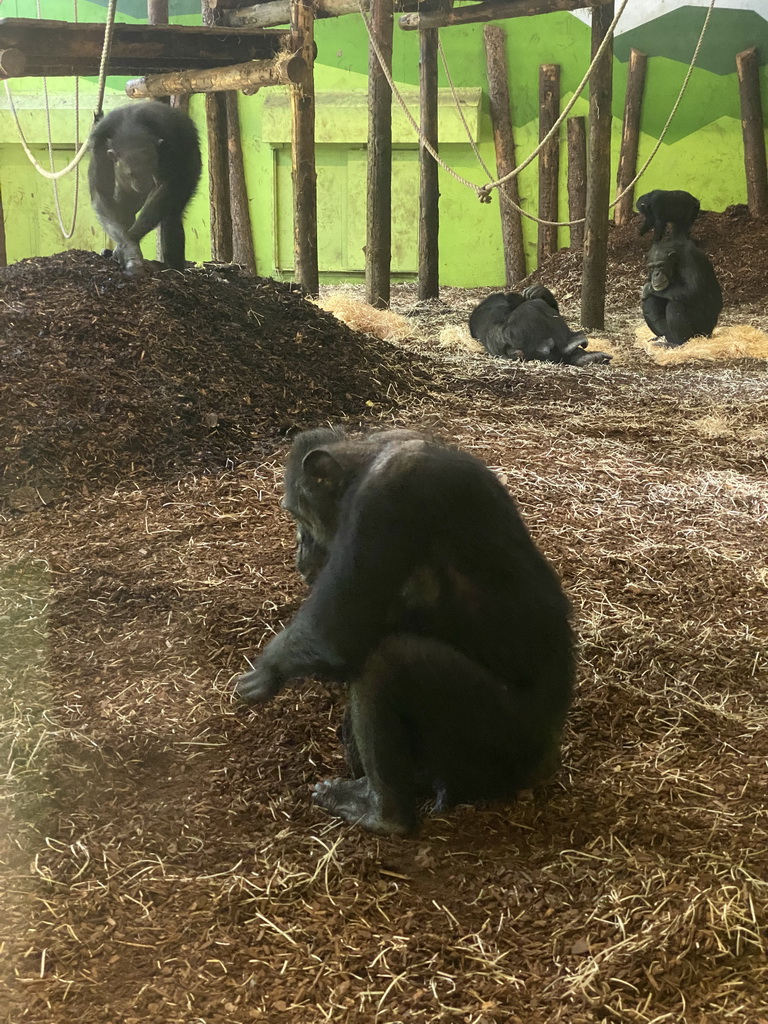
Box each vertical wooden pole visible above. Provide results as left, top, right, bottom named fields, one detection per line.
left=201, top=0, right=232, bottom=261
left=580, top=2, right=614, bottom=330
left=418, top=26, right=439, bottom=300
left=0, top=190, right=7, bottom=267
left=365, top=0, right=393, bottom=309
left=147, top=0, right=169, bottom=22
left=226, top=92, right=257, bottom=274
left=537, top=63, right=560, bottom=267
left=567, top=116, right=587, bottom=250
left=614, top=48, right=647, bottom=225
left=205, top=92, right=234, bottom=261
left=483, top=24, right=525, bottom=285
left=290, top=0, right=319, bottom=296
left=736, top=47, right=768, bottom=217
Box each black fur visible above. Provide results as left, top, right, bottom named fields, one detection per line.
left=636, top=189, right=701, bottom=242
left=642, top=239, right=722, bottom=346
left=469, top=287, right=612, bottom=367
left=236, top=428, right=574, bottom=837
left=88, top=102, right=201, bottom=278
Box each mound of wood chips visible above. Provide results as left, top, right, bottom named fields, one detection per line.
left=0, top=250, right=432, bottom=505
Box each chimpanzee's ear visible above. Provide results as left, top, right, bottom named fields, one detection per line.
left=106, top=146, right=117, bottom=161
left=302, top=449, right=343, bottom=490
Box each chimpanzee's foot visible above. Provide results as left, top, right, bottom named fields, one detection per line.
left=312, top=777, right=416, bottom=837
left=569, top=349, right=613, bottom=366
left=114, top=242, right=146, bottom=280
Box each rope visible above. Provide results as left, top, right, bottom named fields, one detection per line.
left=41, top=0, right=80, bottom=238
left=366, top=0, right=715, bottom=228
left=3, top=0, right=118, bottom=181
left=610, top=0, right=716, bottom=209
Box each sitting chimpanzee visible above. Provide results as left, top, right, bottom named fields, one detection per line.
left=636, top=189, right=701, bottom=242
left=469, top=285, right=612, bottom=366
left=88, top=102, right=201, bottom=279
left=642, top=239, right=722, bottom=346
left=236, top=427, right=574, bottom=838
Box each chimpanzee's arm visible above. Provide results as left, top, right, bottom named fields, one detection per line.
left=236, top=470, right=428, bottom=704
left=127, top=183, right=171, bottom=242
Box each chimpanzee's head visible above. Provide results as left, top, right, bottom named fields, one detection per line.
left=647, top=245, right=678, bottom=291
left=107, top=136, right=160, bottom=196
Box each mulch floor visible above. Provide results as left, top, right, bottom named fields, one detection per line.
left=1, top=214, right=767, bottom=1024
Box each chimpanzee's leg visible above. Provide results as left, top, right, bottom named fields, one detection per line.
left=664, top=300, right=699, bottom=346
left=312, top=635, right=554, bottom=837
left=159, top=215, right=187, bottom=271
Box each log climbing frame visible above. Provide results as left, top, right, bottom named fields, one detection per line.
left=0, top=0, right=616, bottom=321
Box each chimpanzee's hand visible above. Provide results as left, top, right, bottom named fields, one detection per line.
left=114, top=241, right=146, bottom=280
left=235, top=660, right=283, bottom=704
left=641, top=281, right=653, bottom=300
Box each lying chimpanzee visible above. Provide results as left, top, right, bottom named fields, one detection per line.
left=89, top=102, right=201, bottom=279
left=236, top=428, right=574, bottom=838
left=469, top=285, right=612, bottom=366
left=642, top=239, right=722, bottom=346
left=636, top=189, right=701, bottom=242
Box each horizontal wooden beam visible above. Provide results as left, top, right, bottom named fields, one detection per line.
left=223, top=0, right=368, bottom=28
left=399, top=0, right=613, bottom=30
left=125, top=50, right=304, bottom=97
left=0, top=17, right=288, bottom=76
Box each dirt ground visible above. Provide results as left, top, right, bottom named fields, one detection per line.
left=1, top=216, right=767, bottom=1024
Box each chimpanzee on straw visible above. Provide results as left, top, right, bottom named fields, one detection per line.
left=88, top=102, right=201, bottom=279
left=469, top=285, right=612, bottom=366
left=642, top=239, right=722, bottom=346
left=636, top=189, right=701, bottom=242
left=236, top=427, right=574, bottom=838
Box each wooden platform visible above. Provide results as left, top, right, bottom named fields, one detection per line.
left=0, top=18, right=289, bottom=77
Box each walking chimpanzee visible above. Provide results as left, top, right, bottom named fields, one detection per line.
left=636, top=190, right=701, bottom=242
left=236, top=428, right=574, bottom=838
left=88, top=102, right=201, bottom=279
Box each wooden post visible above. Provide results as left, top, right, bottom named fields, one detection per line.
left=483, top=24, right=525, bottom=285
left=206, top=92, right=234, bottom=261
left=567, top=116, right=586, bottom=249
left=614, top=48, right=647, bottom=225
left=418, top=26, right=439, bottom=299
left=200, top=0, right=232, bottom=261
left=290, top=0, right=319, bottom=296
left=580, top=2, right=613, bottom=330
left=0, top=189, right=7, bottom=267
left=365, top=0, right=393, bottom=309
left=537, top=63, right=560, bottom=267
left=226, top=92, right=257, bottom=274
left=225, top=0, right=370, bottom=28
left=736, top=47, right=768, bottom=217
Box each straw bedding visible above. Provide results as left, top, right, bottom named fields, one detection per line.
left=1, top=216, right=766, bottom=1024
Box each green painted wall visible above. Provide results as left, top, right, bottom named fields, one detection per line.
left=0, top=0, right=766, bottom=285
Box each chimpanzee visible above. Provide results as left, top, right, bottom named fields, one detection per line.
left=636, top=189, right=701, bottom=242
left=642, top=239, right=722, bottom=346
left=469, top=285, right=612, bottom=367
left=88, top=102, right=201, bottom=279
left=236, top=427, right=574, bottom=838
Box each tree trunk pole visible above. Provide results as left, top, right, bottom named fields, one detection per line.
left=290, top=0, right=319, bottom=295
left=205, top=92, right=234, bottom=261
left=226, top=92, right=257, bottom=274
left=567, top=116, right=586, bottom=249
left=537, top=63, right=560, bottom=267
left=483, top=24, right=525, bottom=285
left=365, top=0, right=393, bottom=309
left=736, top=47, right=768, bottom=217
left=614, top=47, right=647, bottom=225
left=580, top=2, right=613, bottom=330
left=418, top=26, right=439, bottom=300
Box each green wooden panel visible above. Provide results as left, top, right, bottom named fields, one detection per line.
left=275, top=146, right=418, bottom=275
